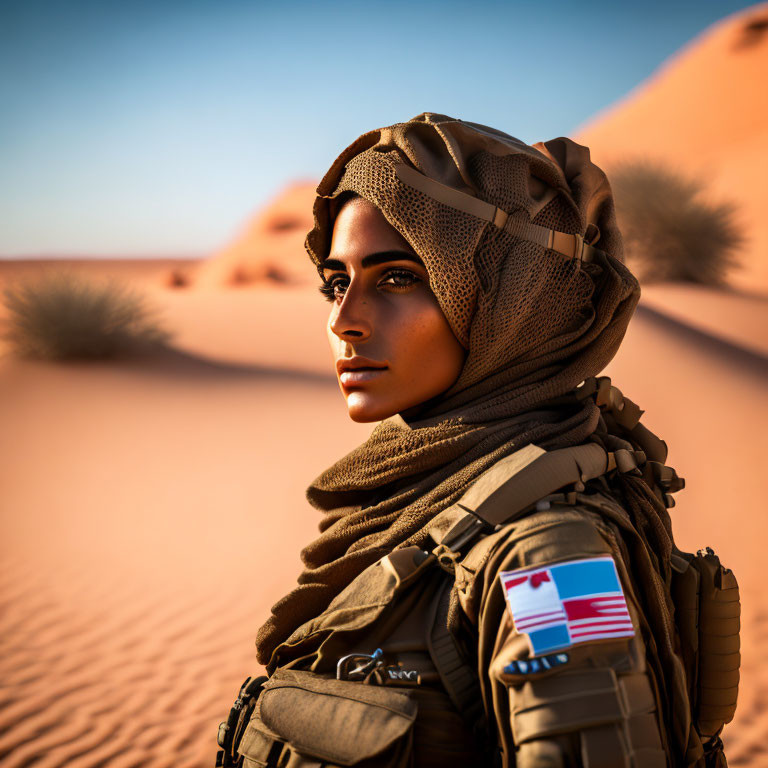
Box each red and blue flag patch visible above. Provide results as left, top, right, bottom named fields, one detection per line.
left=499, top=555, right=634, bottom=655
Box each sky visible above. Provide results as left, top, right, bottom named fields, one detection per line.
left=0, top=0, right=759, bottom=257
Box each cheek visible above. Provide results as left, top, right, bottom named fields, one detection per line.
left=389, top=298, right=464, bottom=387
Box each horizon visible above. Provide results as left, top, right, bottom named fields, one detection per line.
left=1, top=0, right=760, bottom=259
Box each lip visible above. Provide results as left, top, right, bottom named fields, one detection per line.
left=336, top=356, right=388, bottom=388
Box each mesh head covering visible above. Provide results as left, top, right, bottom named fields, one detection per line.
left=256, top=113, right=651, bottom=670
left=305, top=112, right=638, bottom=417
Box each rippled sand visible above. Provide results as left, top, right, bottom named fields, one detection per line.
left=0, top=269, right=766, bottom=765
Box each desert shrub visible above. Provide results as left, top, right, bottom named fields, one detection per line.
left=609, top=160, right=744, bottom=285
left=1, top=271, right=171, bottom=360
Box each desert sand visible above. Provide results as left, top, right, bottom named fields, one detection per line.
left=0, top=256, right=766, bottom=767
left=2, top=7, right=768, bottom=758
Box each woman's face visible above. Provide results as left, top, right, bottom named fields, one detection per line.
left=322, top=196, right=466, bottom=423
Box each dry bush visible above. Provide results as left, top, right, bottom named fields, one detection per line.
left=1, top=271, right=171, bottom=360
left=609, top=161, right=744, bottom=285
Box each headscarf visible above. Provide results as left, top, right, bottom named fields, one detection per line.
left=255, top=113, right=669, bottom=671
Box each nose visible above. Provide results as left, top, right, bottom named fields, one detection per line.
left=328, top=285, right=372, bottom=342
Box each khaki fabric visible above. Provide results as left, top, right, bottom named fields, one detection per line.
left=254, top=495, right=673, bottom=767
left=254, top=112, right=682, bottom=757
left=238, top=668, right=417, bottom=768
left=466, top=500, right=670, bottom=767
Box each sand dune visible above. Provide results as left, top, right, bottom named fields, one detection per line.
left=178, top=5, right=768, bottom=296
left=639, top=283, right=768, bottom=359
left=1, top=261, right=766, bottom=766
left=576, top=2, right=768, bottom=293
left=0, top=338, right=371, bottom=768
left=191, top=183, right=318, bottom=289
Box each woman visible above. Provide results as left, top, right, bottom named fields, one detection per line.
left=216, top=113, right=738, bottom=768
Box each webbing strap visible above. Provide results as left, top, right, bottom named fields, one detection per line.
left=393, top=162, right=601, bottom=263
left=426, top=575, right=488, bottom=745
left=455, top=442, right=612, bottom=531
left=428, top=443, right=605, bottom=554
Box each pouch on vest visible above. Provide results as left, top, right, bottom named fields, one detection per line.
left=269, top=546, right=434, bottom=675
left=671, top=546, right=740, bottom=765
left=236, top=667, right=418, bottom=768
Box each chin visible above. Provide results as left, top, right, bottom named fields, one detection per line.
left=345, top=392, right=401, bottom=423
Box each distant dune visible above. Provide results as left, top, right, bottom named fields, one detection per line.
left=576, top=3, right=768, bottom=293
left=177, top=5, right=768, bottom=294
left=191, top=182, right=317, bottom=288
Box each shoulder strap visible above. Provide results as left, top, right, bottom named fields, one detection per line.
left=428, top=441, right=623, bottom=554
left=456, top=442, right=612, bottom=528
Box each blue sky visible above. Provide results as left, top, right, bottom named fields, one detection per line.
left=0, top=0, right=758, bottom=256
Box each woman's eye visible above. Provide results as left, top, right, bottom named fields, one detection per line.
left=379, top=269, right=421, bottom=289
left=318, top=276, right=348, bottom=302
left=318, top=269, right=421, bottom=302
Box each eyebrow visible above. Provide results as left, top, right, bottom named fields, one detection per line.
left=321, top=250, right=423, bottom=272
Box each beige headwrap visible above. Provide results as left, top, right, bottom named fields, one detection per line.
left=255, top=114, right=665, bottom=672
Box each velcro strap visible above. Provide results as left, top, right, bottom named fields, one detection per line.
left=394, top=162, right=497, bottom=222
left=618, top=673, right=658, bottom=716
left=549, top=229, right=584, bottom=259
left=580, top=722, right=667, bottom=768
left=626, top=713, right=665, bottom=753
left=611, top=448, right=645, bottom=475
left=647, top=461, right=685, bottom=493
left=511, top=669, right=623, bottom=743
left=426, top=577, right=486, bottom=737
left=595, top=379, right=644, bottom=431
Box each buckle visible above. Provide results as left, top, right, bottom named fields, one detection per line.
left=216, top=675, right=267, bottom=766
left=336, top=648, right=384, bottom=680
left=573, top=232, right=585, bottom=260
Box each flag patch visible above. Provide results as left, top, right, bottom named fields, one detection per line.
left=499, top=556, right=634, bottom=655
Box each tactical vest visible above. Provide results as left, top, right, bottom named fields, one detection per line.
left=216, top=377, right=740, bottom=768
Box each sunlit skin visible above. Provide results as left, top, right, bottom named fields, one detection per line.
left=321, top=196, right=466, bottom=423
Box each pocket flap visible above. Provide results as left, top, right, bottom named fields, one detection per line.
left=256, top=668, right=417, bottom=765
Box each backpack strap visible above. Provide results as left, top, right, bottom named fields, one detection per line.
left=454, top=442, right=613, bottom=528
left=428, top=441, right=622, bottom=558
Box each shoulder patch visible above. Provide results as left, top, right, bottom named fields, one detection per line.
left=499, top=555, right=634, bottom=655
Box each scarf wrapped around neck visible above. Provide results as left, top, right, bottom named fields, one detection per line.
left=255, top=113, right=672, bottom=668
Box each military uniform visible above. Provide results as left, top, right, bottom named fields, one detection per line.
left=219, top=441, right=696, bottom=767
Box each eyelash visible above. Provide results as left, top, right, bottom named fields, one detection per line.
left=318, top=268, right=421, bottom=302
